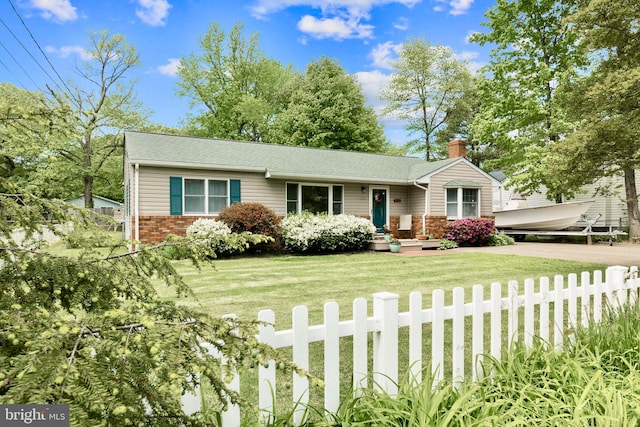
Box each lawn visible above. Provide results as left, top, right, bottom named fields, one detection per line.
left=157, top=250, right=608, bottom=421
left=159, top=250, right=607, bottom=327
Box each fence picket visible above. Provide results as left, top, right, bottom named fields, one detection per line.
left=372, top=292, right=399, bottom=394
left=352, top=298, right=368, bottom=394
left=258, top=310, right=276, bottom=422
left=471, top=285, right=484, bottom=383
left=292, top=306, right=309, bottom=425
left=539, top=277, right=550, bottom=345
left=324, top=302, right=340, bottom=414
left=432, top=289, right=445, bottom=386
left=409, top=292, right=423, bottom=383
left=507, top=280, right=518, bottom=348
left=554, top=275, right=564, bottom=350
left=191, top=266, right=640, bottom=427
left=524, top=279, right=534, bottom=347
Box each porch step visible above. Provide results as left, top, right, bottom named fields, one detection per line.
left=369, top=238, right=424, bottom=252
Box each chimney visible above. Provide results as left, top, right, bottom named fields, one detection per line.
left=448, top=139, right=466, bottom=158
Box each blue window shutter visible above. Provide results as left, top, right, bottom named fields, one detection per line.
left=169, top=176, right=182, bottom=215
left=230, top=179, right=241, bottom=205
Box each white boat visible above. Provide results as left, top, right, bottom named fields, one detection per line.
left=493, top=200, right=595, bottom=231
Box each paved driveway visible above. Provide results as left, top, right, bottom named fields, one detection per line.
left=399, top=241, right=640, bottom=267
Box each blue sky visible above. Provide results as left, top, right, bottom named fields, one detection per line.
left=1, top=0, right=496, bottom=145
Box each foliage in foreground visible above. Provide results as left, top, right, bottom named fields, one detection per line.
left=267, top=303, right=640, bottom=426
left=0, top=192, right=301, bottom=426
left=280, top=213, right=376, bottom=254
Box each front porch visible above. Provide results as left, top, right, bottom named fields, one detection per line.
left=369, top=235, right=441, bottom=252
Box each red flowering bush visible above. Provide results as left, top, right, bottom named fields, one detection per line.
left=444, top=217, right=496, bottom=247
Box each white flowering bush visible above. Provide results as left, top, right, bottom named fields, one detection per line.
left=163, top=218, right=272, bottom=259
left=281, top=213, right=376, bottom=254
left=187, top=218, right=232, bottom=237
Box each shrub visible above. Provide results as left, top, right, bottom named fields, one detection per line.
left=218, top=203, right=282, bottom=252
left=162, top=218, right=273, bottom=259
left=437, top=238, right=458, bottom=250
left=488, top=232, right=515, bottom=246
left=280, top=213, right=376, bottom=254
left=443, top=217, right=495, bottom=247
left=218, top=202, right=281, bottom=237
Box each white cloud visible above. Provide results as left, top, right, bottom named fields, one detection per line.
left=136, top=0, right=172, bottom=26
left=45, top=45, right=92, bottom=60
left=393, top=17, right=409, bottom=31
left=28, top=0, right=77, bottom=22
left=432, top=0, right=473, bottom=15
left=354, top=70, right=390, bottom=111
left=369, top=41, right=402, bottom=69
left=449, top=0, right=473, bottom=15
left=297, top=14, right=373, bottom=40
left=157, top=58, right=180, bottom=76
left=252, top=1, right=420, bottom=40
left=249, top=0, right=421, bottom=19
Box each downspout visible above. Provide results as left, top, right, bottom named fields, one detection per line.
left=413, top=181, right=428, bottom=234
left=134, top=164, right=139, bottom=243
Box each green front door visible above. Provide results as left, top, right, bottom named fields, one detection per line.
left=371, top=188, right=387, bottom=232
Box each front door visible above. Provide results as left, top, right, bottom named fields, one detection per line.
left=371, top=187, right=388, bottom=232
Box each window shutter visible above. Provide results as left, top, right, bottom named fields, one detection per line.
left=230, top=179, right=241, bottom=204
left=169, top=176, right=182, bottom=215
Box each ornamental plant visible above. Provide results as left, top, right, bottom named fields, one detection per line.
left=181, top=218, right=272, bottom=258
left=0, top=189, right=300, bottom=425
left=443, top=217, right=496, bottom=247
left=218, top=203, right=281, bottom=252
left=280, top=213, right=376, bottom=254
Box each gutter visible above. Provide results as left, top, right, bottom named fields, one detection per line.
left=413, top=181, right=429, bottom=234
left=134, top=163, right=139, bottom=243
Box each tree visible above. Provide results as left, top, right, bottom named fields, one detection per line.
left=0, top=103, right=301, bottom=425
left=381, top=38, right=474, bottom=160
left=269, top=57, right=387, bottom=152
left=470, top=0, right=584, bottom=200
left=551, top=0, right=640, bottom=237
left=177, top=22, right=293, bottom=141
left=47, top=30, right=148, bottom=208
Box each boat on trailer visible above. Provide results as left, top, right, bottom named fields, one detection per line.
left=493, top=200, right=596, bottom=231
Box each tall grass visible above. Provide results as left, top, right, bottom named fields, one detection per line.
left=274, top=303, right=640, bottom=426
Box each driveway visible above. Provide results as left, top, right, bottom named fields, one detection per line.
left=398, top=241, right=640, bottom=267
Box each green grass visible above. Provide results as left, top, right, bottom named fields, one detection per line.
left=159, top=251, right=606, bottom=327
left=154, top=251, right=608, bottom=422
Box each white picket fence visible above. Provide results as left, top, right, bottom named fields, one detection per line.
left=183, top=265, right=640, bottom=425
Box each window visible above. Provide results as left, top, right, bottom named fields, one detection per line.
left=184, top=178, right=228, bottom=214
left=446, top=187, right=479, bottom=219
left=286, top=183, right=344, bottom=214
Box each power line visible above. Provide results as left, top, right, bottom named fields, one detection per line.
left=5, top=0, right=75, bottom=98
left=0, top=39, right=43, bottom=91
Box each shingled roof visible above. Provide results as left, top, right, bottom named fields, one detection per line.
left=124, top=131, right=462, bottom=184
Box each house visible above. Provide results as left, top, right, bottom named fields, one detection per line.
left=66, top=195, right=123, bottom=209
left=123, top=131, right=501, bottom=244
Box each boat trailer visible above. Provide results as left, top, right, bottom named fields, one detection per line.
left=498, top=214, right=627, bottom=245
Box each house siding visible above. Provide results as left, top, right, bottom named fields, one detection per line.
left=429, top=162, right=494, bottom=217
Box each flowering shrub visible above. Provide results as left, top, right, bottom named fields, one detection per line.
left=162, top=218, right=272, bottom=259
left=187, top=218, right=232, bottom=237
left=281, top=213, right=376, bottom=254
left=444, top=217, right=496, bottom=247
